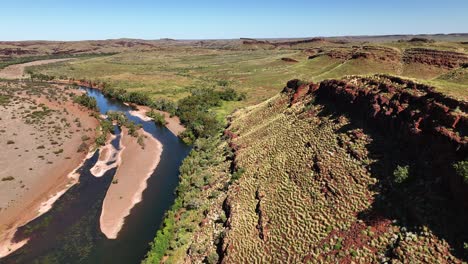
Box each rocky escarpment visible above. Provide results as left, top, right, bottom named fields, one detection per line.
left=0, top=48, right=39, bottom=57
left=308, top=46, right=401, bottom=62
left=242, top=37, right=347, bottom=48
left=403, top=48, right=468, bottom=69
left=219, top=75, right=467, bottom=263
left=399, top=38, right=435, bottom=43
left=285, top=75, right=467, bottom=203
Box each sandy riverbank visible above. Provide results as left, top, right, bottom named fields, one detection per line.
left=130, top=106, right=185, bottom=136
left=99, top=128, right=163, bottom=239
left=0, top=83, right=99, bottom=258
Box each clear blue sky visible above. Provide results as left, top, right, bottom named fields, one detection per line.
left=1, top=0, right=467, bottom=40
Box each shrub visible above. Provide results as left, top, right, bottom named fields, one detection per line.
left=148, top=99, right=177, bottom=116
left=1, top=176, right=14, bottom=181
left=0, top=94, right=10, bottom=105
left=73, top=94, right=98, bottom=111
left=453, top=160, right=468, bottom=184
left=231, top=167, right=245, bottom=182
left=393, top=165, right=409, bottom=184
left=95, top=134, right=107, bottom=146
left=7, top=140, right=15, bottom=144
left=206, top=252, right=219, bottom=264
left=217, top=79, right=229, bottom=87
left=218, top=87, right=245, bottom=101
left=95, top=119, right=113, bottom=146
left=147, top=110, right=166, bottom=126
left=77, top=142, right=88, bottom=152
left=53, top=149, right=64, bottom=155
left=334, top=238, right=343, bottom=250
left=137, top=135, right=145, bottom=148
left=185, top=198, right=202, bottom=210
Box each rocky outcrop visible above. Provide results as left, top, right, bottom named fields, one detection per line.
left=0, top=48, right=38, bottom=56
left=272, top=38, right=327, bottom=46
left=309, top=46, right=401, bottom=62
left=312, top=75, right=467, bottom=149
left=400, top=37, right=435, bottom=43
left=241, top=39, right=272, bottom=46
left=283, top=75, right=467, bottom=203
left=242, top=38, right=346, bottom=48
left=403, top=48, right=468, bottom=68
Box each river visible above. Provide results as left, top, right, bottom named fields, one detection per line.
left=3, top=87, right=191, bottom=263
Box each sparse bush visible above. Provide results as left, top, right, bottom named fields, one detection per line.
left=393, top=165, right=409, bottom=184
left=1, top=176, right=14, bottom=181
left=77, top=142, right=88, bottom=152
left=137, top=135, right=145, bottom=148
left=53, top=148, right=64, bottom=155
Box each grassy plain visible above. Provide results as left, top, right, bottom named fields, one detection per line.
left=26, top=39, right=467, bottom=115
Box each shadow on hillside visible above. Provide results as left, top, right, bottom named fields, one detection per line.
left=315, top=98, right=468, bottom=261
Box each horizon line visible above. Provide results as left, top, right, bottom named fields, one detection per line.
left=1, top=32, right=467, bottom=42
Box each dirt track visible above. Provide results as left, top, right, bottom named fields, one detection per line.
left=0, top=59, right=73, bottom=79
